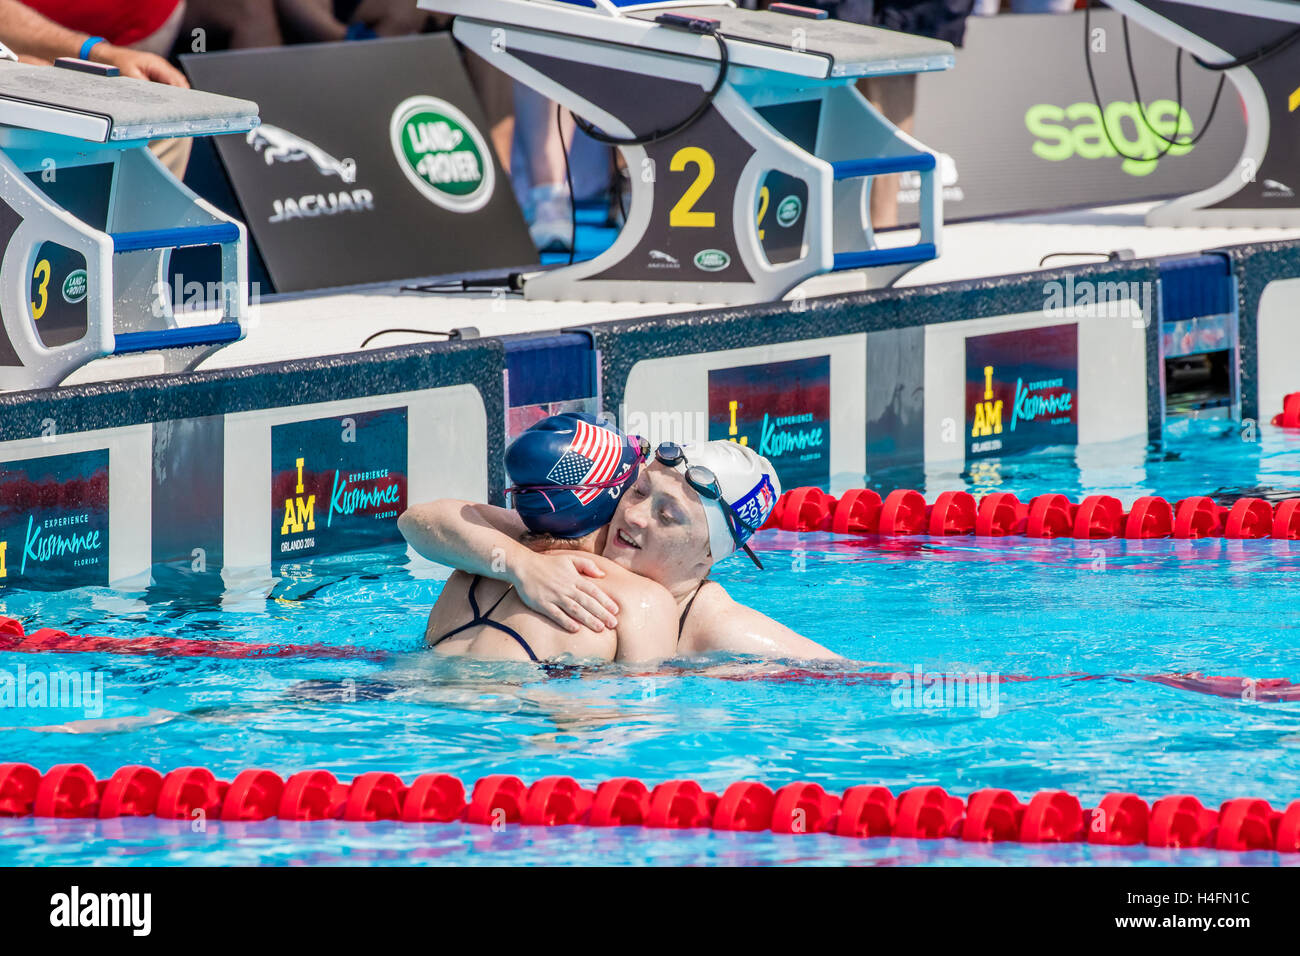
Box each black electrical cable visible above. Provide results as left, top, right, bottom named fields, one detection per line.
left=556, top=102, right=577, bottom=266
left=1083, top=7, right=1225, bottom=164
left=400, top=276, right=523, bottom=294
left=1038, top=250, right=1132, bottom=267
left=360, top=328, right=457, bottom=348
left=1191, top=23, right=1300, bottom=71
left=548, top=23, right=727, bottom=267
left=1121, top=17, right=1225, bottom=152
left=616, top=164, right=628, bottom=224
left=571, top=29, right=729, bottom=147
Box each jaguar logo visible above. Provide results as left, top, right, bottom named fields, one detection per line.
left=247, top=124, right=357, bottom=184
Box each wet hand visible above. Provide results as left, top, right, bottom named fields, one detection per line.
left=512, top=551, right=620, bottom=633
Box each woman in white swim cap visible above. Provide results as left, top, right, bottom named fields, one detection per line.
left=604, top=439, right=781, bottom=580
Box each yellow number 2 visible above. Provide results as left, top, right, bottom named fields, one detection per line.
left=669, top=147, right=716, bottom=228
left=31, top=258, right=51, bottom=320
left=756, top=185, right=770, bottom=240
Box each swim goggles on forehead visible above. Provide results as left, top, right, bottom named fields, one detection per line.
left=654, top=441, right=763, bottom=570
left=504, top=435, right=648, bottom=511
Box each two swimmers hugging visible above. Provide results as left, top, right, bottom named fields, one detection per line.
left=399, top=413, right=840, bottom=664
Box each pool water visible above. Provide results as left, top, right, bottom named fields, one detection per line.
left=1, top=422, right=1298, bottom=866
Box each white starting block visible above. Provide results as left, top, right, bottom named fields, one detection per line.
left=0, top=59, right=259, bottom=391
left=422, top=0, right=954, bottom=305
left=1107, top=0, right=1300, bottom=227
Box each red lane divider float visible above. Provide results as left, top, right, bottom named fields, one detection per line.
left=4, top=610, right=1297, bottom=703
left=738, top=667, right=1300, bottom=702
left=1274, top=391, right=1300, bottom=429
left=0, top=617, right=387, bottom=662
left=763, top=487, right=1300, bottom=541
left=2, top=763, right=1297, bottom=855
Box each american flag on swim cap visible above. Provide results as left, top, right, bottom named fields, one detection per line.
left=546, top=418, right=623, bottom=504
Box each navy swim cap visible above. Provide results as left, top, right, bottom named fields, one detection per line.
left=505, top=413, right=642, bottom=538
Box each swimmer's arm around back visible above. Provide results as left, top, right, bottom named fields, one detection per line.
left=399, top=500, right=619, bottom=633
left=400, top=499, right=530, bottom=574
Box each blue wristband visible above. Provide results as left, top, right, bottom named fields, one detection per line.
left=79, top=36, right=106, bottom=61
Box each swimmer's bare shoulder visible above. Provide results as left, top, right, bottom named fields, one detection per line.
left=545, top=550, right=678, bottom=663
left=679, top=581, right=842, bottom=661
left=423, top=569, right=472, bottom=647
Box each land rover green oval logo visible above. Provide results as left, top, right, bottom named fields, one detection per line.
left=62, top=269, right=87, bottom=304
left=776, top=195, right=802, bottom=227
left=694, top=249, right=730, bottom=272
left=390, top=95, right=494, bottom=213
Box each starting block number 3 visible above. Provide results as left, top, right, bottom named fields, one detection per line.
left=31, top=257, right=52, bottom=320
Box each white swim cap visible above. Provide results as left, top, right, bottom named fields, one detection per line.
left=674, top=440, right=781, bottom=566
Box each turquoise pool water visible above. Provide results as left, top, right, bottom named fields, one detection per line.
left=0, top=421, right=1297, bottom=865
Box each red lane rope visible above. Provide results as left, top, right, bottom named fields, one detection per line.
left=4, top=615, right=1296, bottom=701
left=765, top=486, right=1300, bottom=540
left=1, top=763, right=1295, bottom=854
left=1274, top=391, right=1300, bottom=428
left=738, top=668, right=1300, bottom=702
left=0, top=617, right=387, bottom=662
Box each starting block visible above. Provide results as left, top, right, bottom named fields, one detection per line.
left=0, top=59, right=259, bottom=391
left=423, top=0, right=954, bottom=305
left=1108, top=0, right=1300, bottom=227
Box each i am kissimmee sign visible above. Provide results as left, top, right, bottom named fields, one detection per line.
left=0, top=450, right=109, bottom=589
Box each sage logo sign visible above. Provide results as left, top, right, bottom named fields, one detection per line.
left=390, top=95, right=494, bottom=213
left=897, top=11, right=1242, bottom=224
left=1026, top=100, right=1194, bottom=176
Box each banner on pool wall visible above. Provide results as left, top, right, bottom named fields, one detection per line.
left=707, top=355, right=830, bottom=490
left=271, top=408, right=408, bottom=568
left=0, top=451, right=109, bottom=589
left=965, top=325, right=1078, bottom=460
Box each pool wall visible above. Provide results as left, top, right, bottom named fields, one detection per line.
left=0, top=340, right=499, bottom=590
left=1, top=240, right=1298, bottom=589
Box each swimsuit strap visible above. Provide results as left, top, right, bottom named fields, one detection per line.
left=481, top=582, right=515, bottom=620
left=678, top=579, right=707, bottom=639
left=431, top=574, right=539, bottom=662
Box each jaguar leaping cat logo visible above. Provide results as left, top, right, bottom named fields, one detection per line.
left=247, top=124, right=357, bottom=184
left=1263, top=178, right=1295, bottom=198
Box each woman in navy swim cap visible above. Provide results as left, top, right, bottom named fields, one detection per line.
left=504, top=412, right=643, bottom=541
left=400, top=415, right=840, bottom=661
left=411, top=413, right=680, bottom=663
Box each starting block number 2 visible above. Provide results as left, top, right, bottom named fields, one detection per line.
left=668, top=147, right=716, bottom=229
left=666, top=146, right=779, bottom=239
